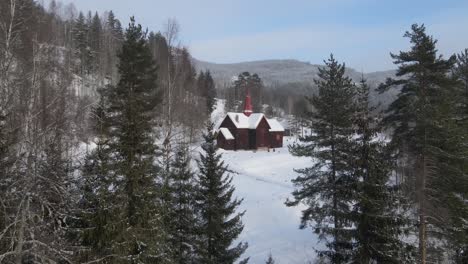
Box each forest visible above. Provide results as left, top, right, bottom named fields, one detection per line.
left=0, top=0, right=467, bottom=263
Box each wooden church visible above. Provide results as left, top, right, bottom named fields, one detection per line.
left=216, top=89, right=284, bottom=150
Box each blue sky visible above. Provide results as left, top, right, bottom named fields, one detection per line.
left=41, top=0, right=468, bottom=72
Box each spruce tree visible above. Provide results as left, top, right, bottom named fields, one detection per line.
left=197, top=71, right=217, bottom=115
left=89, top=12, right=102, bottom=70
left=351, top=78, right=413, bottom=263
left=77, top=90, right=116, bottom=262
left=73, top=12, right=92, bottom=75
left=286, top=54, right=356, bottom=263
left=195, top=122, right=248, bottom=264
left=104, top=17, right=166, bottom=263
left=160, top=143, right=198, bottom=263
left=204, top=71, right=217, bottom=114
left=378, top=24, right=459, bottom=264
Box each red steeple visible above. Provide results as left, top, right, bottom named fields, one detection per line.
left=243, top=87, right=253, bottom=116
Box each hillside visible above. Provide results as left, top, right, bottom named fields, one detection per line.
left=193, top=58, right=396, bottom=86
left=193, top=58, right=399, bottom=108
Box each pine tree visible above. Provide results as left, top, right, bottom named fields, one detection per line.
left=104, top=17, right=166, bottom=263
left=446, top=49, right=468, bottom=263
left=163, top=144, right=198, bottom=263
left=250, top=73, right=263, bottom=112
left=351, top=78, right=413, bottom=263
left=195, top=122, right=248, bottom=264
left=286, top=54, right=356, bottom=263
left=378, top=24, right=459, bottom=264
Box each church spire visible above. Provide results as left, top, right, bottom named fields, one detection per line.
left=243, top=87, right=253, bottom=116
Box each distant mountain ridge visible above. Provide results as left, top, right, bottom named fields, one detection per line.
left=192, top=58, right=399, bottom=108
left=192, top=58, right=396, bottom=86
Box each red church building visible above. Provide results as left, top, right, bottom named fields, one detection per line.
left=216, top=89, right=284, bottom=150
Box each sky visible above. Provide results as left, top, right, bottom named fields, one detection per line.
left=40, top=0, right=468, bottom=72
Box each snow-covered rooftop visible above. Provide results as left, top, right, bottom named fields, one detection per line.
left=267, top=119, right=285, bottom=132
left=219, top=127, right=234, bottom=140
left=218, top=112, right=285, bottom=132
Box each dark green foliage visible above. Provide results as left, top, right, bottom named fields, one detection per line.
left=226, top=72, right=264, bottom=112
left=73, top=12, right=93, bottom=74
left=164, top=144, right=198, bottom=263
left=351, top=78, right=413, bottom=263
left=89, top=12, right=102, bottom=69
left=78, top=17, right=167, bottom=263
left=286, top=54, right=356, bottom=263
left=108, top=17, right=165, bottom=263
left=77, top=92, right=115, bottom=262
left=197, top=70, right=217, bottom=115
left=195, top=122, right=248, bottom=264
left=378, top=24, right=460, bottom=263
left=447, top=49, right=468, bottom=263
left=107, top=11, right=123, bottom=40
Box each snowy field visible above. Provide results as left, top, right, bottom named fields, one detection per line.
left=219, top=137, right=319, bottom=264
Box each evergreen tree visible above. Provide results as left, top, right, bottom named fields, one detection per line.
left=197, top=70, right=217, bottom=115
left=378, top=24, right=459, bottom=264
left=447, top=49, right=468, bottom=263
left=197, top=70, right=205, bottom=95
left=107, top=10, right=117, bottom=30
left=73, top=11, right=92, bottom=74
left=77, top=90, right=116, bottom=262
left=351, top=78, right=413, bottom=263
left=163, top=144, right=198, bottom=263
left=89, top=12, right=102, bottom=68
left=103, top=17, right=166, bottom=263
left=250, top=73, right=263, bottom=112
left=455, top=49, right=468, bottom=118
left=286, top=54, right=356, bottom=263
left=195, top=122, right=248, bottom=264
left=230, top=72, right=263, bottom=112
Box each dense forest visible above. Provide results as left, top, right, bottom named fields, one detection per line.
left=0, top=0, right=467, bottom=264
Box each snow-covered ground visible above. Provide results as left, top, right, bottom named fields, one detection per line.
left=219, top=137, right=319, bottom=264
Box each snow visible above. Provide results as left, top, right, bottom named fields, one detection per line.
left=226, top=112, right=250, bottom=129
left=267, top=119, right=285, bottom=132
left=220, top=112, right=285, bottom=134
left=219, top=127, right=234, bottom=140
left=247, top=113, right=265, bottom=128
left=220, top=137, right=319, bottom=263
left=211, top=99, right=226, bottom=124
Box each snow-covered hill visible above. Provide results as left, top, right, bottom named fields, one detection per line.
left=221, top=139, right=319, bottom=264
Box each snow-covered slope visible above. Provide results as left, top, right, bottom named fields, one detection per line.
left=220, top=139, right=319, bottom=263
left=209, top=99, right=319, bottom=263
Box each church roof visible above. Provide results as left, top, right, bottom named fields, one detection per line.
left=267, top=119, right=285, bottom=132
left=217, top=112, right=285, bottom=132
left=226, top=112, right=265, bottom=129
left=219, top=127, right=234, bottom=140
